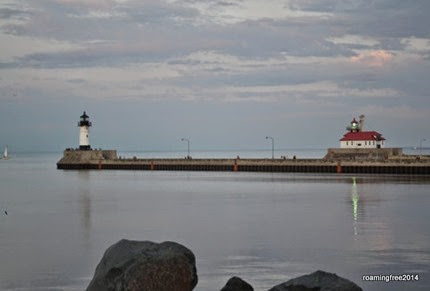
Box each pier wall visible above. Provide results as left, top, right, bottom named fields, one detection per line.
left=324, top=148, right=403, bottom=161
left=60, top=149, right=117, bottom=162
left=57, top=151, right=430, bottom=175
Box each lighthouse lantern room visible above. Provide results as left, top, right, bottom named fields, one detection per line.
left=78, top=111, right=92, bottom=150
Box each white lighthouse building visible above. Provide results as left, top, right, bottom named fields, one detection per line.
left=78, top=111, right=92, bottom=150
left=339, top=115, right=385, bottom=149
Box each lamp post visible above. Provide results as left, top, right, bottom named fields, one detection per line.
left=181, top=138, right=190, bottom=158
left=420, top=138, right=426, bottom=156
left=266, top=136, right=274, bottom=159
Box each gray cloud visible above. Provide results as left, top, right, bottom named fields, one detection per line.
left=289, top=0, right=430, bottom=38
left=0, top=7, right=28, bottom=19
left=1, top=0, right=429, bottom=150
left=3, top=0, right=427, bottom=69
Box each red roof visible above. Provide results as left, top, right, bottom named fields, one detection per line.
left=340, top=131, right=385, bottom=141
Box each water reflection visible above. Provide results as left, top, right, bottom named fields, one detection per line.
left=78, top=171, right=91, bottom=241
left=351, top=177, right=359, bottom=237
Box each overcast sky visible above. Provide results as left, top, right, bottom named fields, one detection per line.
left=1, top=0, right=429, bottom=152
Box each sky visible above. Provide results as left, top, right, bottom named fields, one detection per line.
left=0, top=0, right=429, bottom=152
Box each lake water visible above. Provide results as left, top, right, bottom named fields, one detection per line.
left=0, top=151, right=429, bottom=290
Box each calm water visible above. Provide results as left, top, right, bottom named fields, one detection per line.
left=0, top=151, right=429, bottom=291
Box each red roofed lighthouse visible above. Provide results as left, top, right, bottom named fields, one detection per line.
left=340, top=115, right=386, bottom=149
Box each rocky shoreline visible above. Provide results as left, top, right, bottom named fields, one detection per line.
left=86, top=239, right=362, bottom=291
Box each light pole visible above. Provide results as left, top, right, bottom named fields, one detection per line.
left=181, top=138, right=190, bottom=158
left=266, top=136, right=274, bottom=159
left=420, top=138, right=426, bottom=156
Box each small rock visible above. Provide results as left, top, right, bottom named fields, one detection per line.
left=220, top=276, right=254, bottom=291
left=86, top=239, right=198, bottom=291
left=268, top=270, right=362, bottom=291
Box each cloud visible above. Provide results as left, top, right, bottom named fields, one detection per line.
left=401, top=37, right=430, bottom=52
left=51, top=0, right=118, bottom=9
left=0, top=0, right=428, bottom=105
left=67, top=10, right=126, bottom=19
left=0, top=32, right=81, bottom=62
left=0, top=7, right=28, bottom=19
left=290, top=0, right=430, bottom=39
left=350, top=50, right=394, bottom=67
left=0, top=0, right=429, bottom=152
left=205, top=81, right=400, bottom=103
left=327, top=34, right=380, bottom=48
left=359, top=105, right=430, bottom=120
left=173, top=0, right=332, bottom=25
left=0, top=59, right=401, bottom=105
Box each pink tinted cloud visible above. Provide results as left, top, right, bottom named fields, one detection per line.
left=350, top=50, right=394, bottom=67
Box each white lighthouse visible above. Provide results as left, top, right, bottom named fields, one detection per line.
left=78, top=111, right=92, bottom=150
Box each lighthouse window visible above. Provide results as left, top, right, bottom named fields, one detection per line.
left=346, top=141, right=348, bottom=146
left=365, top=141, right=367, bottom=145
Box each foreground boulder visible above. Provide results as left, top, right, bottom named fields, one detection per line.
left=220, top=276, right=254, bottom=291
left=268, top=270, right=362, bottom=291
left=86, top=239, right=198, bottom=291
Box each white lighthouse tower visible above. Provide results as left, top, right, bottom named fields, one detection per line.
left=78, top=111, right=92, bottom=150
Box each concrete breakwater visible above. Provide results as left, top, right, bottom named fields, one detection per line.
left=57, top=149, right=430, bottom=175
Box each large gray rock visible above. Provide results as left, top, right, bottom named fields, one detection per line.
left=220, top=276, right=254, bottom=291
left=268, top=270, right=362, bottom=291
left=86, top=239, right=198, bottom=291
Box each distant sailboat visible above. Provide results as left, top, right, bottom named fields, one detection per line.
left=2, top=146, right=9, bottom=160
